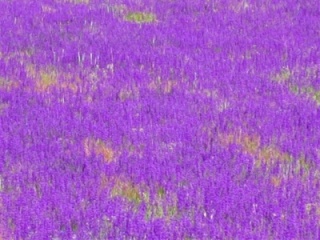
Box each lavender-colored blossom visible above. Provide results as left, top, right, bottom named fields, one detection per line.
left=0, top=0, right=320, bottom=239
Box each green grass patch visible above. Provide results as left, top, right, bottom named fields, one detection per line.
left=289, top=85, right=320, bottom=106
left=272, top=67, right=291, bottom=83
left=125, top=12, right=156, bottom=23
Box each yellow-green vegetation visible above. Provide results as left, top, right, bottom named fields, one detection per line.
left=111, top=4, right=127, bottom=14
left=305, top=65, right=319, bottom=79
left=313, top=90, right=320, bottom=104
left=39, top=69, right=58, bottom=91
left=111, top=179, right=142, bottom=205
left=218, top=130, right=316, bottom=187
left=272, top=65, right=320, bottom=106
left=124, top=141, right=145, bottom=158
left=289, top=85, right=300, bottom=94
left=109, top=179, right=178, bottom=221
left=125, top=12, right=157, bottom=24
left=294, top=154, right=314, bottom=179
left=0, top=48, right=34, bottom=64
left=289, top=85, right=320, bottom=106
left=98, top=215, right=113, bottom=237
left=0, top=77, right=19, bottom=91
left=142, top=187, right=178, bottom=221
left=25, top=65, right=58, bottom=92
left=272, top=67, right=291, bottom=83
left=24, top=64, right=89, bottom=95
left=257, top=145, right=293, bottom=169
left=157, top=187, right=165, bottom=199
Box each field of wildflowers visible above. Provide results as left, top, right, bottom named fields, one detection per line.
left=0, top=0, right=320, bottom=239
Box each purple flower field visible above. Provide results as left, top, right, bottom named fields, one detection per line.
left=0, top=0, right=320, bottom=239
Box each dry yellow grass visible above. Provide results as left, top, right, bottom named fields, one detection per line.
left=218, top=130, right=293, bottom=168
left=271, top=175, right=282, bottom=187
left=118, top=84, right=140, bottom=101
left=0, top=78, right=19, bottom=91
left=24, top=64, right=104, bottom=101
left=37, top=70, right=58, bottom=92
left=95, top=141, right=114, bottom=163
left=111, top=178, right=142, bottom=204
left=83, top=138, right=115, bottom=163
left=216, top=129, right=319, bottom=190
left=148, top=75, right=178, bottom=95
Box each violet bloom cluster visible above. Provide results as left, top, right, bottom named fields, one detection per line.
left=0, top=0, right=320, bottom=239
